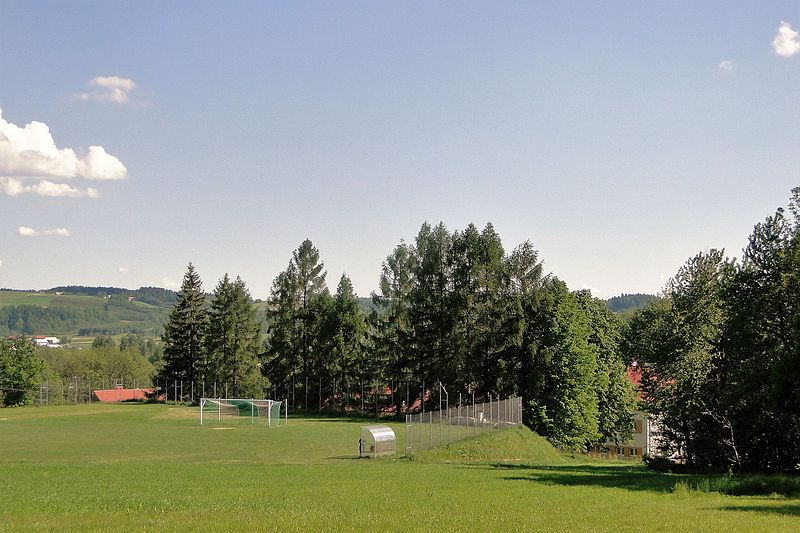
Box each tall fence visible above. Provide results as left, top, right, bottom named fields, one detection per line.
left=405, top=394, right=523, bottom=455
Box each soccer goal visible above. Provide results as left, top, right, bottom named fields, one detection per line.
left=199, top=398, right=285, bottom=427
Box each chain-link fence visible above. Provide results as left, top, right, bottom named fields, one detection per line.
left=405, top=393, right=523, bottom=455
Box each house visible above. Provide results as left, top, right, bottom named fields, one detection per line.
left=604, top=363, right=664, bottom=458
left=32, top=335, right=61, bottom=348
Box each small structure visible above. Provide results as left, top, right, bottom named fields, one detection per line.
left=359, top=425, right=396, bottom=458
left=93, top=386, right=161, bottom=402
left=32, top=335, right=61, bottom=348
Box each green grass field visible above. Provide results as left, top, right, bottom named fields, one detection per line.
left=0, top=404, right=798, bottom=531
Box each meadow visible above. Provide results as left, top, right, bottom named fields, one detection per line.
left=0, top=404, right=798, bottom=531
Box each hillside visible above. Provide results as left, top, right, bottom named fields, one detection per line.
left=606, top=293, right=658, bottom=314
left=0, top=287, right=176, bottom=338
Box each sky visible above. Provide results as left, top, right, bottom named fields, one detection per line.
left=1, top=1, right=799, bottom=299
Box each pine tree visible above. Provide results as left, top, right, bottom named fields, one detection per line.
left=263, top=240, right=330, bottom=407
left=329, top=274, right=367, bottom=382
left=160, top=263, right=209, bottom=385
left=208, top=275, right=263, bottom=397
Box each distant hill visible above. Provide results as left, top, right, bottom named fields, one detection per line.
left=606, top=293, right=658, bottom=314
left=0, top=286, right=177, bottom=338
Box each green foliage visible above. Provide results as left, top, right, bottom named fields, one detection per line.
left=207, top=275, right=265, bottom=397
left=522, top=279, right=600, bottom=450
left=575, top=290, right=637, bottom=445
left=262, top=240, right=331, bottom=403
left=160, top=263, right=209, bottom=383
left=627, top=187, right=800, bottom=473
left=0, top=337, right=45, bottom=406
left=92, top=335, right=116, bottom=349
left=39, top=345, right=154, bottom=394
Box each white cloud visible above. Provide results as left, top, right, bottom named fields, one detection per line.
left=0, top=107, right=127, bottom=182
left=0, top=259, right=3, bottom=269
left=773, top=21, right=800, bottom=57
left=118, top=267, right=130, bottom=274
left=0, top=177, right=29, bottom=196
left=76, top=76, right=137, bottom=104
left=161, top=277, right=180, bottom=290
left=16, top=226, right=71, bottom=237
left=0, top=178, right=100, bottom=198
left=718, top=60, right=735, bottom=72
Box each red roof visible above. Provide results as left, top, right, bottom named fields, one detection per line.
left=627, top=365, right=643, bottom=388
left=92, top=388, right=162, bottom=402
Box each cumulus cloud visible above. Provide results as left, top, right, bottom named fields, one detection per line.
left=718, top=60, right=735, bottom=72
left=76, top=76, right=137, bottom=104
left=16, top=226, right=71, bottom=237
left=0, top=108, right=127, bottom=182
left=118, top=267, right=130, bottom=274
left=0, top=178, right=100, bottom=198
left=773, top=21, right=800, bottom=57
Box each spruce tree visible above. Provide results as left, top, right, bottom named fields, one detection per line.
left=208, top=275, right=263, bottom=397
left=161, top=263, right=209, bottom=386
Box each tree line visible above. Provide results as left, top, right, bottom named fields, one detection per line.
left=159, top=223, right=636, bottom=451
left=624, top=188, right=800, bottom=473
left=0, top=334, right=156, bottom=407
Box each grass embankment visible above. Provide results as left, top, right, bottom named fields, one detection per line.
left=0, top=404, right=798, bottom=531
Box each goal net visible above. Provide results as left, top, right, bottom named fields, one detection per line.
left=199, top=398, right=284, bottom=426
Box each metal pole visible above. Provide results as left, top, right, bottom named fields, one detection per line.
left=421, top=381, right=425, bottom=421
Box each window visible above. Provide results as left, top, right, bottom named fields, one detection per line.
left=634, top=419, right=643, bottom=434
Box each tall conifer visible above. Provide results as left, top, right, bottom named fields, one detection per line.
left=161, top=263, right=209, bottom=385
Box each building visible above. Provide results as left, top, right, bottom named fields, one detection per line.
left=32, top=335, right=61, bottom=348
left=93, top=386, right=163, bottom=402
left=603, top=363, right=664, bottom=458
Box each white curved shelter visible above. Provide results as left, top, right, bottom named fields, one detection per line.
left=360, top=425, right=396, bottom=458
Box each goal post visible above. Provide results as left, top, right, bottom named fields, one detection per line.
left=199, top=398, right=284, bottom=427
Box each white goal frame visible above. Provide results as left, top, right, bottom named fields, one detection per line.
left=199, top=398, right=286, bottom=427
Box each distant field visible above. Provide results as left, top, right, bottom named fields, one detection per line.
left=0, top=291, right=63, bottom=308
left=0, top=404, right=797, bottom=531
left=0, top=290, right=168, bottom=339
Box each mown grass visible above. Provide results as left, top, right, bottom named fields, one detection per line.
left=0, top=404, right=798, bottom=531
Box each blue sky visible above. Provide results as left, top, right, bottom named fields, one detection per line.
left=1, top=1, right=799, bottom=299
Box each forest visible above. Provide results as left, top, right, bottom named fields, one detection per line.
left=3, top=188, right=799, bottom=474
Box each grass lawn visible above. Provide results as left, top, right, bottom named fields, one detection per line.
left=0, top=404, right=798, bottom=531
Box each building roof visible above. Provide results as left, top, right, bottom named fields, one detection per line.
left=93, top=388, right=159, bottom=402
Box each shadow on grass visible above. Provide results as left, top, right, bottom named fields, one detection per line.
left=719, top=504, right=800, bottom=517
left=492, top=463, right=682, bottom=493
